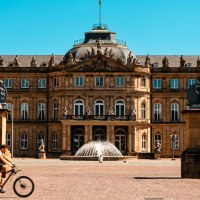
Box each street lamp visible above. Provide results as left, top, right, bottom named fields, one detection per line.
left=11, top=104, right=14, bottom=158
left=170, top=134, right=177, bottom=160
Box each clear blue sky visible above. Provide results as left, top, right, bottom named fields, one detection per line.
left=0, top=0, right=199, bottom=55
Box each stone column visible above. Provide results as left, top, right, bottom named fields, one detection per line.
left=106, top=125, right=110, bottom=142
left=66, top=125, right=71, bottom=155
left=88, top=125, right=93, bottom=141
left=62, top=124, right=67, bottom=153
left=84, top=125, right=89, bottom=144
left=127, top=126, right=132, bottom=154
left=130, top=125, right=135, bottom=152
left=110, top=125, right=115, bottom=144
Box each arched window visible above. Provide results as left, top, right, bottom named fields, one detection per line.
left=74, top=99, right=84, bottom=115
left=115, top=129, right=126, bottom=153
left=154, top=133, right=161, bottom=148
left=93, top=128, right=105, bottom=141
left=20, top=133, right=28, bottom=149
left=52, top=132, right=58, bottom=149
left=142, top=134, right=146, bottom=150
left=6, top=132, right=11, bottom=148
left=21, top=102, right=29, bottom=121
left=38, top=103, right=46, bottom=121
left=115, top=100, right=125, bottom=116
left=53, top=101, right=58, bottom=120
left=94, top=100, right=104, bottom=116
left=141, top=102, right=146, bottom=119
left=154, top=103, right=161, bottom=121
left=171, top=103, right=179, bottom=121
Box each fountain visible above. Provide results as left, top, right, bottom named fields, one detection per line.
left=60, top=141, right=138, bottom=161
left=75, top=141, right=122, bottom=157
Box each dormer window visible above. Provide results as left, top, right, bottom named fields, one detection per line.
left=186, top=63, right=192, bottom=67
left=151, top=63, right=158, bottom=67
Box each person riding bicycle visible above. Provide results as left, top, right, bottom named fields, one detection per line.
left=0, top=144, right=15, bottom=193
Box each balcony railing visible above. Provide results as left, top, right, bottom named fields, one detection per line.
left=61, top=114, right=136, bottom=121
left=74, top=39, right=126, bottom=47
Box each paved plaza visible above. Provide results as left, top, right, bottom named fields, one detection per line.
left=0, top=158, right=199, bottom=200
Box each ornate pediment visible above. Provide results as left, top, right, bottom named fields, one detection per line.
left=65, top=55, right=132, bottom=72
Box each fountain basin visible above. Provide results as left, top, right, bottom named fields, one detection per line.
left=60, top=156, right=137, bottom=161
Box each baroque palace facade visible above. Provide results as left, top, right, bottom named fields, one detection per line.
left=1, top=24, right=200, bottom=157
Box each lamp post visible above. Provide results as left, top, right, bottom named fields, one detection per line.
left=11, top=104, right=14, bottom=158
left=170, top=134, right=177, bottom=160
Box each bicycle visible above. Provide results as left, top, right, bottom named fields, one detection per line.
left=1, top=165, right=34, bottom=198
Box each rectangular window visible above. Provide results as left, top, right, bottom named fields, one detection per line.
left=142, top=134, right=146, bottom=150
left=96, top=76, right=104, bottom=87
left=187, top=79, right=196, bottom=88
left=21, top=78, right=29, bottom=88
left=53, top=102, right=58, bottom=120
left=4, top=78, right=12, bottom=88
left=38, top=79, right=46, bottom=88
left=54, top=77, right=59, bottom=87
left=153, top=79, right=161, bottom=89
left=6, top=132, right=11, bottom=148
left=116, top=77, right=124, bottom=87
left=141, top=77, right=146, bottom=87
left=20, top=133, right=28, bottom=149
left=38, top=103, right=46, bottom=121
left=141, top=103, right=146, bottom=119
left=170, top=79, right=178, bottom=89
left=21, top=103, right=29, bottom=121
left=53, top=133, right=58, bottom=149
left=75, top=76, right=84, bottom=86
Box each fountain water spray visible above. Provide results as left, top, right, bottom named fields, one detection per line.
left=75, top=141, right=122, bottom=157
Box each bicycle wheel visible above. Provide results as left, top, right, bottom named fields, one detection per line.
left=13, top=176, right=34, bottom=198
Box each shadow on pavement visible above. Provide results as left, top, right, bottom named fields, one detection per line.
left=134, top=177, right=181, bottom=179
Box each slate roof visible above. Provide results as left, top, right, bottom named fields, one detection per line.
left=0, top=55, right=199, bottom=68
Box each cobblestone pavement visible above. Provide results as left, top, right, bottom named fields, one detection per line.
left=0, top=158, right=199, bottom=200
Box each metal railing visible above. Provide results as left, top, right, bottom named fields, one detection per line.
left=61, top=114, right=136, bottom=121
left=92, top=24, right=108, bottom=30
left=74, top=39, right=126, bottom=47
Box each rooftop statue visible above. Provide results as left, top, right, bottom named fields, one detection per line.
left=145, top=55, right=151, bottom=66
left=109, top=49, right=115, bottom=59
left=197, top=57, right=200, bottom=67
left=127, top=51, right=133, bottom=64
left=31, top=56, right=37, bottom=67
left=104, top=47, right=108, bottom=57
left=180, top=55, right=186, bottom=67
left=187, top=77, right=200, bottom=108
left=162, top=56, right=169, bottom=67
left=0, top=56, right=3, bottom=66
left=91, top=47, right=96, bottom=57
left=96, top=39, right=102, bottom=49
left=48, top=54, right=55, bottom=67
left=13, top=55, right=20, bottom=66
left=96, top=39, right=103, bottom=55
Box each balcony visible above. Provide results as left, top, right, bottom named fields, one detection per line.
left=61, top=114, right=136, bottom=121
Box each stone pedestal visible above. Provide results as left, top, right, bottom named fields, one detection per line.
left=154, top=153, right=161, bottom=159
left=38, top=151, right=46, bottom=159
left=182, top=110, right=200, bottom=178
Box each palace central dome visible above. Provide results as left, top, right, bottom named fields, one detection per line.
left=63, top=24, right=136, bottom=64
